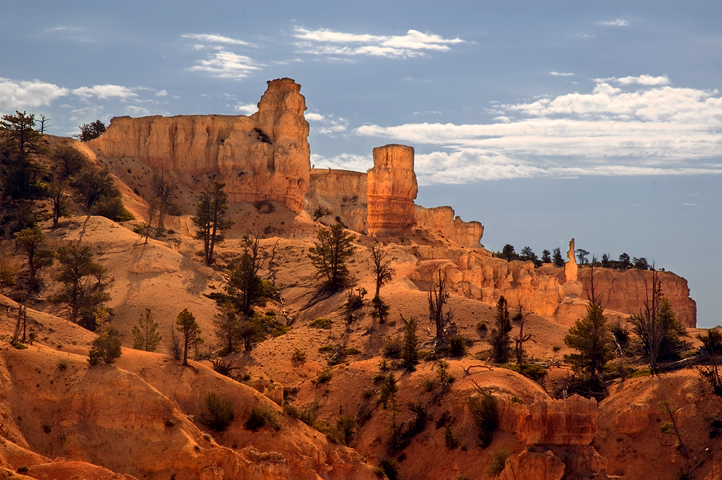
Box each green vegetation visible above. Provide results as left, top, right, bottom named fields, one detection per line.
left=310, top=317, right=333, bottom=329
left=489, top=296, right=512, bottom=363
left=291, top=348, right=307, bottom=364
left=75, top=120, right=106, bottom=142
left=244, top=406, right=280, bottom=431
left=175, top=308, right=202, bottom=366
left=501, top=363, right=548, bottom=383
left=192, top=181, right=234, bottom=265
left=132, top=308, right=162, bottom=352
left=88, top=326, right=122, bottom=366
left=370, top=244, right=394, bottom=323
left=316, top=367, right=333, bottom=384
left=486, top=449, right=511, bottom=477
left=201, top=392, right=235, bottom=432
left=401, top=318, right=419, bottom=371
left=308, top=222, right=356, bottom=292
left=469, top=391, right=498, bottom=448
left=563, top=303, right=614, bottom=391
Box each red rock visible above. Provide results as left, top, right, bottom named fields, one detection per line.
left=367, top=145, right=418, bottom=236
left=517, top=395, right=598, bottom=446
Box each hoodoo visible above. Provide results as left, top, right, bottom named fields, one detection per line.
left=367, top=144, right=418, bottom=236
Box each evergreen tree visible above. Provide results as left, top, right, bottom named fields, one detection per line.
left=49, top=145, right=85, bottom=228
left=175, top=308, right=202, bottom=366
left=75, top=120, right=106, bottom=142
left=225, top=235, right=265, bottom=316
left=213, top=301, right=241, bottom=354
left=14, top=225, right=54, bottom=293
left=489, top=296, right=512, bottom=363
left=401, top=318, right=419, bottom=371
left=132, top=308, right=162, bottom=352
left=308, top=223, right=356, bottom=292
left=541, top=249, right=551, bottom=263
left=88, top=325, right=122, bottom=365
left=0, top=111, right=47, bottom=202
left=563, top=303, right=614, bottom=389
left=48, top=245, right=110, bottom=326
left=192, top=181, right=234, bottom=265
left=553, top=247, right=564, bottom=266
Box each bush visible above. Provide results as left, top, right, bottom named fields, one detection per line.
left=316, top=367, right=333, bottom=384
left=469, top=392, right=498, bottom=448
left=345, top=347, right=362, bottom=355
left=284, top=401, right=320, bottom=428
left=383, top=336, right=403, bottom=359
left=449, top=334, right=467, bottom=357
left=201, top=391, right=235, bottom=432
left=331, top=413, right=356, bottom=445
left=94, top=196, right=134, bottom=222
left=423, top=379, right=437, bottom=392
left=244, top=406, right=280, bottom=431
left=379, top=459, right=401, bottom=480
left=16, top=466, right=29, bottom=474
left=486, top=449, right=510, bottom=477
left=318, top=344, right=335, bottom=353
left=57, top=360, right=68, bottom=371
left=310, top=318, right=333, bottom=329
left=501, top=363, right=547, bottom=383
left=291, top=348, right=307, bottom=363
left=88, top=328, right=122, bottom=366
left=444, top=423, right=459, bottom=449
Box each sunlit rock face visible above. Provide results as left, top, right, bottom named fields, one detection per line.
left=367, top=144, right=418, bottom=237
left=414, top=205, right=483, bottom=248
left=91, top=77, right=310, bottom=212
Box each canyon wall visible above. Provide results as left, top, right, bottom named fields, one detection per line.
left=90, top=77, right=310, bottom=212
left=414, top=205, right=483, bottom=248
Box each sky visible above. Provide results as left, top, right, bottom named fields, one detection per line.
left=1, top=1, right=721, bottom=326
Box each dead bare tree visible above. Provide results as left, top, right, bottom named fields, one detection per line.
left=37, top=114, right=50, bottom=134
left=428, top=269, right=453, bottom=346
left=513, top=301, right=534, bottom=364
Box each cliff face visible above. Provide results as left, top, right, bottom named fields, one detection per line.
left=306, top=168, right=369, bottom=233
left=408, top=247, right=697, bottom=327
left=91, top=78, right=310, bottom=212
left=414, top=205, right=483, bottom=248
left=367, top=144, right=418, bottom=236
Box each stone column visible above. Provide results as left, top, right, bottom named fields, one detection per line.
left=367, top=144, right=418, bottom=237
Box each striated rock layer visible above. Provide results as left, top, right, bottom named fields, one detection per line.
left=414, top=205, right=483, bottom=248
left=90, top=78, right=310, bottom=212
left=367, top=145, right=418, bottom=236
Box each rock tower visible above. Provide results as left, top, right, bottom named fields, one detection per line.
left=367, top=144, right=418, bottom=236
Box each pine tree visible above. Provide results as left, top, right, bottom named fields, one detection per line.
left=213, top=301, right=241, bottom=354
left=175, top=308, right=202, bottom=366
left=308, top=223, right=356, bottom=292
left=489, top=296, right=512, bottom=363
left=563, top=303, right=614, bottom=389
left=132, top=308, right=162, bottom=352
left=0, top=111, right=46, bottom=202
left=14, top=225, right=54, bottom=293
left=401, top=318, right=419, bottom=371
left=192, top=182, right=234, bottom=265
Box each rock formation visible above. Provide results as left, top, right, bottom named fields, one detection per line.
left=367, top=145, right=418, bottom=236
left=517, top=395, right=598, bottom=445
left=90, top=78, right=310, bottom=212
left=414, top=205, right=484, bottom=248
left=565, top=238, right=578, bottom=282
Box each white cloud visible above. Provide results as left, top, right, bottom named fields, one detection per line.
left=234, top=103, right=258, bottom=115
left=354, top=77, right=722, bottom=183
left=305, top=112, right=325, bottom=122
left=551, top=72, right=575, bottom=76
left=292, top=27, right=464, bottom=58
left=311, top=153, right=372, bottom=171
left=182, top=33, right=253, bottom=46
left=0, top=78, right=69, bottom=109
left=599, top=19, right=629, bottom=27
left=156, top=89, right=168, bottom=97
left=598, top=75, right=671, bottom=86
left=125, top=105, right=150, bottom=117
left=72, top=84, right=137, bottom=100
left=189, top=51, right=261, bottom=79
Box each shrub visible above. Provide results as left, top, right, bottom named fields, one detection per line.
left=57, top=360, right=68, bottom=371
left=363, top=388, right=375, bottom=399
left=445, top=423, right=459, bottom=449
left=332, top=413, right=356, bottom=445
left=469, top=392, right=498, bottom=448
left=284, top=401, right=319, bottom=428
left=201, top=391, right=235, bottom=432
left=477, top=321, right=488, bottom=335
left=383, top=336, right=403, bottom=359
left=310, top=318, right=333, bottom=329
left=244, top=406, right=280, bottom=431
left=17, top=466, right=29, bottom=474
left=88, top=327, right=122, bottom=366
left=486, top=449, right=510, bottom=477
left=449, top=334, right=467, bottom=357
left=379, top=373, right=398, bottom=409
left=318, top=344, right=335, bottom=353
left=165, top=419, right=176, bottom=427
left=379, top=459, right=401, bottom=480
left=423, top=379, right=437, bottom=392
left=345, top=347, right=362, bottom=355
left=552, top=345, right=561, bottom=352
left=316, top=367, right=333, bottom=384
left=501, top=363, right=547, bottom=383
left=291, top=348, right=307, bottom=363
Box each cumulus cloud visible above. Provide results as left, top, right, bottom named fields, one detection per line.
left=182, top=33, right=253, bottom=46
left=0, top=78, right=69, bottom=109
left=598, top=75, right=671, bottom=86
left=599, top=19, right=629, bottom=27
left=125, top=105, right=150, bottom=117
left=354, top=77, right=722, bottom=183
left=72, top=84, right=138, bottom=100
left=292, top=26, right=464, bottom=58
left=305, top=112, right=326, bottom=122
left=234, top=103, right=258, bottom=115
left=305, top=112, right=348, bottom=134
left=156, top=89, right=168, bottom=97
left=189, top=51, right=261, bottom=79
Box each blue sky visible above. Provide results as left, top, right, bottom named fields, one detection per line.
left=2, top=1, right=721, bottom=326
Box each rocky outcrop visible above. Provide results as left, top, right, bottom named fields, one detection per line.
left=565, top=239, right=578, bottom=282
left=90, top=78, right=310, bottom=212
left=367, top=145, right=418, bottom=236
left=517, top=395, right=598, bottom=446
left=499, top=449, right=565, bottom=480
left=414, top=205, right=483, bottom=248
left=406, top=248, right=697, bottom=327
left=306, top=168, right=369, bottom=233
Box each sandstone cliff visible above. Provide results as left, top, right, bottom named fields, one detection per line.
left=414, top=205, right=483, bottom=248
left=89, top=78, right=310, bottom=213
